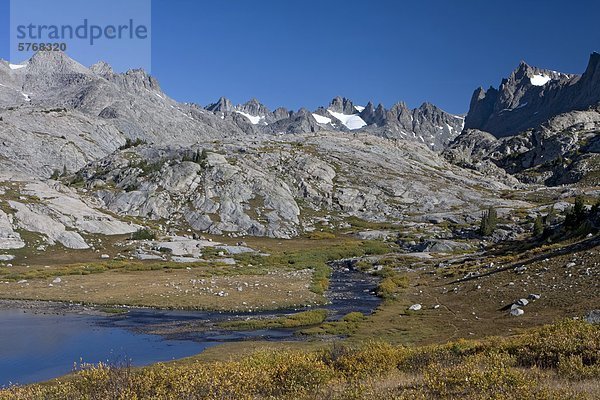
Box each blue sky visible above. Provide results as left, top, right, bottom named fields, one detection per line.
left=1, top=0, right=600, bottom=114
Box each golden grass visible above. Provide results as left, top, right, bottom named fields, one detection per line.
left=0, top=268, right=319, bottom=311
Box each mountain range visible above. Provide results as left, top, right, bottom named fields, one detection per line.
left=0, top=50, right=599, bottom=247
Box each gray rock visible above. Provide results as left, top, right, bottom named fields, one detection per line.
left=415, top=239, right=472, bottom=253
left=585, top=310, right=600, bottom=324
left=171, top=256, right=202, bottom=263
left=0, top=210, right=25, bottom=249
left=510, top=308, right=525, bottom=317
left=354, top=230, right=391, bottom=240
left=515, top=298, right=529, bottom=307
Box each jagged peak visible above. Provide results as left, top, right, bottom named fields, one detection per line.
left=582, top=51, right=600, bottom=80
left=328, top=96, right=355, bottom=114
left=90, top=61, right=114, bottom=77
left=418, top=101, right=438, bottom=110
left=389, top=102, right=409, bottom=112
left=238, top=98, right=270, bottom=115
left=206, top=97, right=233, bottom=112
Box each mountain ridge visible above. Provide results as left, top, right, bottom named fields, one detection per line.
left=464, top=52, right=600, bottom=137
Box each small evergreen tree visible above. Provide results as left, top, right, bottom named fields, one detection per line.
left=564, top=196, right=587, bottom=230
left=479, top=206, right=498, bottom=236
left=544, top=205, right=556, bottom=226
left=574, top=196, right=586, bottom=218
left=533, top=215, right=544, bottom=237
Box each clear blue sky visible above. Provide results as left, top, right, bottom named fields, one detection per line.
left=1, top=0, right=599, bottom=114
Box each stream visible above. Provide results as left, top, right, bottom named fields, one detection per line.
left=0, top=265, right=380, bottom=386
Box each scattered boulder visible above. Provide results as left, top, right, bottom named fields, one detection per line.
left=354, top=230, right=391, bottom=240
left=515, top=298, right=529, bottom=307
left=408, top=304, right=422, bottom=311
left=510, top=308, right=524, bottom=317
left=414, top=239, right=472, bottom=253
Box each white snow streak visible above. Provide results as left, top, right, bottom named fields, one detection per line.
left=327, top=110, right=367, bottom=130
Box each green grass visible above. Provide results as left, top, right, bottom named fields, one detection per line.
left=231, top=237, right=395, bottom=295
left=301, top=312, right=366, bottom=336
left=98, top=307, right=129, bottom=315
left=218, top=309, right=328, bottom=330
left=0, top=259, right=249, bottom=282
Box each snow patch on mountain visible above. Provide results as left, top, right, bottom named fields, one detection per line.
left=235, top=111, right=265, bottom=125
left=530, top=74, right=551, bottom=86
left=327, top=110, right=367, bottom=130
left=312, top=114, right=332, bottom=124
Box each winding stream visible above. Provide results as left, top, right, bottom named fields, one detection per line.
left=0, top=265, right=380, bottom=386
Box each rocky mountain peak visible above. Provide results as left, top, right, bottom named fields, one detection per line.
left=206, top=97, right=234, bottom=113
left=239, top=98, right=270, bottom=116
left=90, top=61, right=114, bottom=78
left=329, top=96, right=355, bottom=114
left=27, top=50, right=90, bottom=75
left=581, top=51, right=600, bottom=83
left=417, top=102, right=439, bottom=115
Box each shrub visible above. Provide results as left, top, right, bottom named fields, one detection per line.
left=130, top=228, right=156, bottom=241
left=308, top=231, right=336, bottom=240
left=119, top=138, right=147, bottom=150
left=376, top=273, right=409, bottom=300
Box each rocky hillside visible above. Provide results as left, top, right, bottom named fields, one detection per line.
left=446, top=53, right=600, bottom=186
left=0, top=52, right=247, bottom=177
left=73, top=133, right=524, bottom=239
left=446, top=111, right=600, bottom=186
